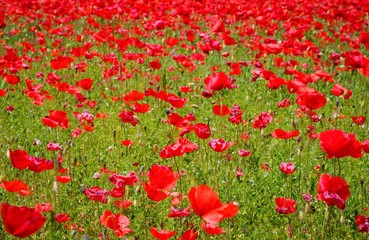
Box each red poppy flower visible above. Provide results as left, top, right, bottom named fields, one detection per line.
left=41, top=110, right=69, bottom=129
left=4, top=74, right=20, bottom=85
left=56, top=175, right=72, bottom=184
left=160, top=138, right=198, bottom=158
left=188, top=184, right=238, bottom=224
left=316, top=174, right=350, bottom=210
left=202, top=90, right=214, bottom=98
left=123, top=90, right=145, bottom=102
left=109, top=171, right=139, bottom=188
left=148, top=165, right=179, bottom=190
left=272, top=129, right=299, bottom=139
left=200, top=222, right=225, bottom=235
left=35, top=203, right=53, bottom=213
left=252, top=112, right=273, bottom=129
left=277, top=99, right=291, bottom=108
left=229, top=62, right=241, bottom=75
left=144, top=164, right=178, bottom=201
left=330, top=84, right=352, bottom=99
left=9, top=149, right=30, bottom=170
left=275, top=197, right=296, bottom=214
left=238, top=149, right=251, bottom=157
left=179, top=86, right=192, bottom=93
left=100, top=210, right=132, bottom=237
left=228, top=104, right=243, bottom=124
left=150, top=227, right=176, bottom=240
left=362, top=140, right=369, bottom=154
left=166, top=37, right=179, bottom=47
left=47, top=142, right=62, bottom=151
left=166, top=113, right=190, bottom=128
left=351, top=116, right=366, bottom=125
left=76, top=78, right=93, bottom=91
left=149, top=59, right=162, bottom=70
left=70, top=127, right=83, bottom=138
left=50, top=56, right=74, bottom=70
left=118, top=109, right=139, bottom=126
left=132, top=101, right=150, bottom=113
left=240, top=132, right=249, bottom=141
left=355, top=215, right=369, bottom=232
left=144, top=183, right=170, bottom=202
left=0, top=89, right=6, bottom=97
left=74, top=110, right=95, bottom=132
left=319, top=129, right=363, bottom=158
left=27, top=156, right=54, bottom=173
left=194, top=123, right=211, bottom=139
left=343, top=50, right=365, bottom=69
left=121, top=140, right=133, bottom=147
left=204, top=72, right=233, bottom=91
left=212, top=104, right=230, bottom=116
left=286, top=80, right=308, bottom=94
left=295, top=89, right=327, bottom=110
left=96, top=112, right=109, bottom=119
left=1, top=179, right=32, bottom=196
left=55, top=213, right=71, bottom=223
left=179, top=229, right=198, bottom=240
left=208, top=138, right=233, bottom=152
left=261, top=163, right=271, bottom=172
left=109, top=187, right=125, bottom=198
left=279, top=162, right=296, bottom=174
left=114, top=200, right=132, bottom=209
left=83, top=186, right=108, bottom=203
left=1, top=203, right=46, bottom=238
left=165, top=94, right=188, bottom=108
left=168, top=206, right=191, bottom=218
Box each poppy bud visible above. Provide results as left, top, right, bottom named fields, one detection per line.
left=286, top=224, right=293, bottom=238
left=325, top=209, right=332, bottom=222
left=153, top=144, right=159, bottom=152
left=299, top=211, right=304, bottom=221
left=305, top=204, right=310, bottom=214
left=135, top=186, right=140, bottom=194
left=53, top=181, right=58, bottom=194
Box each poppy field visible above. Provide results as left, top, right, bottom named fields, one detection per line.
left=1, top=0, right=369, bottom=239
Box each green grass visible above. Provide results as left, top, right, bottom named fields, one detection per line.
left=1, top=1, right=369, bottom=239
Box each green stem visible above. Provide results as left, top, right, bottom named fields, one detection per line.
left=172, top=156, right=185, bottom=234
left=322, top=206, right=333, bottom=240
left=361, top=178, right=365, bottom=211
left=289, top=174, right=293, bottom=199
left=172, top=157, right=183, bottom=208
left=337, top=158, right=341, bottom=176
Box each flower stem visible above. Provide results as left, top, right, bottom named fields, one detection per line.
left=289, top=174, right=293, bottom=199
left=322, top=206, right=333, bottom=240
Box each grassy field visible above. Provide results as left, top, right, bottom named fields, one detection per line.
left=1, top=0, right=369, bottom=239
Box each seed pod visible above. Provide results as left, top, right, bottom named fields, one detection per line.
left=53, top=181, right=58, bottom=195
left=299, top=211, right=304, bottom=221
